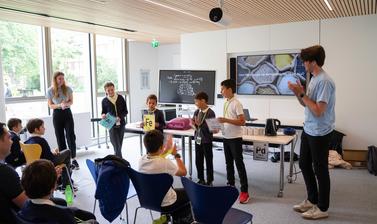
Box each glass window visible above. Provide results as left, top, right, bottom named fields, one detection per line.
left=51, top=28, right=91, bottom=113
left=6, top=101, right=49, bottom=119
left=96, top=35, right=123, bottom=92
left=0, top=21, right=44, bottom=98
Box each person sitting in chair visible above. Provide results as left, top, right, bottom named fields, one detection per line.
left=5, top=118, right=26, bottom=168
left=139, top=130, right=193, bottom=224
left=18, top=159, right=97, bottom=223
left=25, top=118, right=73, bottom=190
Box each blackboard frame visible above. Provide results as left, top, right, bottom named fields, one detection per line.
left=158, top=70, right=216, bottom=105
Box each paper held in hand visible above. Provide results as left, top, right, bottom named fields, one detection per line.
left=143, top=114, right=155, bottom=131
left=205, top=118, right=222, bottom=132
left=99, top=113, right=116, bottom=129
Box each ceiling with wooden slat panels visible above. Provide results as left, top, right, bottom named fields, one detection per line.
left=0, top=0, right=376, bottom=43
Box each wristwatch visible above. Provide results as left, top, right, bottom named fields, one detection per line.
left=299, top=93, right=305, bottom=98
left=174, top=153, right=181, bottom=159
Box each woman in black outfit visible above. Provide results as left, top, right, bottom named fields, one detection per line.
left=47, top=71, right=79, bottom=170
left=101, top=81, right=128, bottom=158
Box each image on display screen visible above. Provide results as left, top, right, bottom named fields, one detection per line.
left=237, top=53, right=307, bottom=95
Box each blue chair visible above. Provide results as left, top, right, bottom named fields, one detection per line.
left=181, top=177, right=253, bottom=224
left=86, top=159, right=98, bottom=213
left=126, top=167, right=185, bottom=224
left=86, top=159, right=136, bottom=223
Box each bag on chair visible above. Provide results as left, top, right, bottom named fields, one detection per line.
left=367, top=145, right=377, bottom=176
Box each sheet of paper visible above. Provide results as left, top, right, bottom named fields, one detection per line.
left=99, top=113, right=116, bottom=130
left=205, top=118, right=222, bottom=132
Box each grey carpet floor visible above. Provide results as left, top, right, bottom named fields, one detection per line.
left=56, top=135, right=377, bottom=224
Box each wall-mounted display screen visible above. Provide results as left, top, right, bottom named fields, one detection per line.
left=237, top=53, right=306, bottom=95
left=159, top=70, right=216, bottom=105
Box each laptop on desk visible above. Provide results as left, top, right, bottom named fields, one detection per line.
left=243, top=109, right=252, bottom=121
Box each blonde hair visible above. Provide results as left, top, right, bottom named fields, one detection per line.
left=52, top=71, right=67, bottom=99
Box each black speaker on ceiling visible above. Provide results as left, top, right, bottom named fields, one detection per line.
left=229, top=57, right=236, bottom=82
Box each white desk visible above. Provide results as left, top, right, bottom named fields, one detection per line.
left=125, top=123, right=296, bottom=197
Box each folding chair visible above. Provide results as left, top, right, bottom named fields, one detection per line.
left=181, top=177, right=253, bottom=224
left=89, top=158, right=136, bottom=223
left=20, top=142, right=75, bottom=196
left=126, top=167, right=186, bottom=224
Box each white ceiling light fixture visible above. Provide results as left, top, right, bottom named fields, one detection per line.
left=143, top=0, right=210, bottom=23
left=324, top=0, right=333, bottom=11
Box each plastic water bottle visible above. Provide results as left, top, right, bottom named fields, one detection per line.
left=65, top=185, right=73, bottom=206
left=152, top=215, right=167, bottom=224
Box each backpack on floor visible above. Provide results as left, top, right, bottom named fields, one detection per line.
left=367, top=145, right=377, bottom=176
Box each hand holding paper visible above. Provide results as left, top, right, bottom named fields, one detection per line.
left=99, top=113, right=117, bottom=129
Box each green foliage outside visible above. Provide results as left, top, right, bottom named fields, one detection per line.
left=0, top=21, right=41, bottom=97
left=0, top=21, right=120, bottom=97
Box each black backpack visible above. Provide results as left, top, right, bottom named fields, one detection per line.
left=367, top=145, right=377, bottom=176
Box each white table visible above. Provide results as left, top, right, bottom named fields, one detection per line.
left=125, top=123, right=296, bottom=197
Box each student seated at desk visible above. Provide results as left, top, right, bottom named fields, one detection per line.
left=5, top=118, right=26, bottom=168
left=141, top=94, right=165, bottom=133
left=25, top=118, right=73, bottom=190
left=18, top=159, right=97, bottom=223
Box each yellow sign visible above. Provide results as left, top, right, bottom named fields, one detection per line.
left=143, top=114, right=155, bottom=131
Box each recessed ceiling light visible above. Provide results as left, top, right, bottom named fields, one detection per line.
left=324, top=0, right=333, bottom=11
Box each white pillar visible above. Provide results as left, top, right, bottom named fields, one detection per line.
left=0, top=50, right=6, bottom=122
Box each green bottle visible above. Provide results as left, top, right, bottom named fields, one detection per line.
left=65, top=185, right=73, bottom=205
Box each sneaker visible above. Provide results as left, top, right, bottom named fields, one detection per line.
left=197, top=179, right=206, bottom=185
left=71, top=160, right=80, bottom=170
left=302, top=205, right=329, bottom=219
left=293, top=199, right=314, bottom=213
left=239, top=192, right=250, bottom=204
left=206, top=181, right=213, bottom=186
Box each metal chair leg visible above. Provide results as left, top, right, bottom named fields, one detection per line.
left=93, top=199, right=96, bottom=213
left=149, top=210, right=154, bottom=220
left=64, top=165, right=75, bottom=197
left=133, top=207, right=140, bottom=224
left=125, top=202, right=129, bottom=224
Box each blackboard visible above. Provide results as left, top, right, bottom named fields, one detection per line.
left=158, top=70, right=216, bottom=105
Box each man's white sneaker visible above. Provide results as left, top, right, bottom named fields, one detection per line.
left=302, top=205, right=329, bottom=220
left=293, top=199, right=314, bottom=213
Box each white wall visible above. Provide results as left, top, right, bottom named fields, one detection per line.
left=181, top=15, right=377, bottom=150
left=321, top=15, right=377, bottom=149
left=158, top=44, right=181, bottom=69
left=181, top=30, right=227, bottom=116
left=128, top=42, right=180, bottom=122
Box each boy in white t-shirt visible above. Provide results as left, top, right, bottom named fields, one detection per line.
left=138, top=130, right=193, bottom=223
left=218, top=79, right=250, bottom=204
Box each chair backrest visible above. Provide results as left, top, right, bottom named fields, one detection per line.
left=86, top=159, right=98, bottom=184
left=126, top=167, right=173, bottom=212
left=181, top=177, right=239, bottom=224
left=20, top=142, right=42, bottom=165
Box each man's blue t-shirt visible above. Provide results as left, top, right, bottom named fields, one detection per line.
left=304, top=71, right=336, bottom=136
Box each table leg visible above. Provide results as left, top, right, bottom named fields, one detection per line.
left=96, top=121, right=101, bottom=148
left=181, top=136, right=186, bottom=165
left=188, top=136, right=193, bottom=179
left=278, top=144, right=284, bottom=197
left=288, top=137, right=295, bottom=183
left=105, top=129, right=109, bottom=149
left=139, top=134, right=143, bottom=155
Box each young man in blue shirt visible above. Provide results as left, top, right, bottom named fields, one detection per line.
left=289, top=45, right=336, bottom=220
